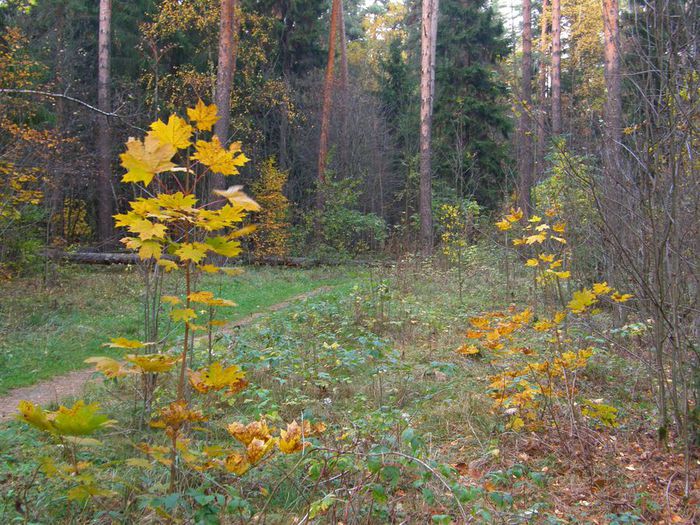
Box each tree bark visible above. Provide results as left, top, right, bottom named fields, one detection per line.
left=518, top=0, right=534, bottom=214
left=550, top=0, right=561, bottom=135
left=96, top=0, right=113, bottom=243
left=336, top=0, right=350, bottom=176
left=536, top=0, right=549, bottom=177
left=602, top=0, right=621, bottom=182
left=419, top=0, right=439, bottom=254
left=212, top=0, right=241, bottom=196
left=317, top=0, right=341, bottom=196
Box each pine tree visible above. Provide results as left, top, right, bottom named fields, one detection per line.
left=433, top=0, right=511, bottom=206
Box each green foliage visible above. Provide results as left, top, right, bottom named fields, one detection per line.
left=296, top=177, right=387, bottom=258
left=433, top=0, right=511, bottom=206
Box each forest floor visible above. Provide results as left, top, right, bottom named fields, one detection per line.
left=0, top=264, right=358, bottom=394
left=0, top=284, right=333, bottom=421
left=1, top=252, right=697, bottom=523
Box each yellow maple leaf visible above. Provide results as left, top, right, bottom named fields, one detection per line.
left=50, top=401, right=113, bottom=436
left=103, top=337, right=145, bottom=349
left=528, top=215, right=542, bottom=223
left=592, top=282, right=613, bottom=295
left=506, top=208, right=523, bottom=222
left=512, top=237, right=526, bottom=246
left=495, top=219, right=512, bottom=231
left=551, top=235, right=567, bottom=244
left=170, top=308, right=197, bottom=322
left=227, top=420, right=272, bottom=445
left=186, top=100, right=219, bottom=132
left=525, top=233, right=547, bottom=244
left=188, top=362, right=247, bottom=394
left=191, top=137, right=245, bottom=176
left=610, top=292, right=633, bottom=303
left=469, top=317, right=490, bottom=330
left=125, top=354, right=178, bottom=373
left=525, top=258, right=539, bottom=267
left=17, top=400, right=54, bottom=433
left=175, top=242, right=209, bottom=263
left=551, top=270, right=570, bottom=279
left=204, top=236, right=242, bottom=257
left=247, top=437, right=277, bottom=464
left=539, top=253, right=555, bottom=262
left=120, top=135, right=176, bottom=186
left=84, top=356, right=131, bottom=378
left=162, top=295, right=181, bottom=305
left=567, top=288, right=597, bottom=313
left=149, top=115, right=193, bottom=149
left=157, top=259, right=178, bottom=272
left=138, top=240, right=163, bottom=260
left=552, top=222, right=566, bottom=233
left=213, top=185, right=260, bottom=211
left=457, top=344, right=480, bottom=356
left=549, top=259, right=563, bottom=269
left=223, top=453, right=249, bottom=475
left=128, top=219, right=167, bottom=240
left=198, top=264, right=220, bottom=273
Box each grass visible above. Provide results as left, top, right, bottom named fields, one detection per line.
left=0, top=250, right=693, bottom=523
left=0, top=264, right=361, bottom=394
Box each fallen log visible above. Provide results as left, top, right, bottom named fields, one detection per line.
left=45, top=250, right=389, bottom=268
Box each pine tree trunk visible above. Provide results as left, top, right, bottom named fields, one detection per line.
left=96, top=0, right=113, bottom=243
left=518, top=0, right=534, bottom=214
left=336, top=0, right=349, bottom=177
left=279, top=0, right=293, bottom=171
left=536, top=0, right=549, bottom=177
left=419, top=0, right=439, bottom=254
left=317, top=0, right=341, bottom=198
left=602, top=0, right=621, bottom=182
left=212, top=0, right=240, bottom=197
left=550, top=0, right=561, bottom=135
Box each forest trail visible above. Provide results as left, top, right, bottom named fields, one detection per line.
left=0, top=285, right=332, bottom=422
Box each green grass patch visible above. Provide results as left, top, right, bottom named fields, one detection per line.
left=0, top=264, right=361, bottom=394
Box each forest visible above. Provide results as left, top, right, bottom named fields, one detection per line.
left=0, top=0, right=697, bottom=522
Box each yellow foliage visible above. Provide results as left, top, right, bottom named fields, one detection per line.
left=188, top=362, right=248, bottom=394
left=125, top=354, right=179, bottom=373
left=250, top=158, right=291, bottom=258
left=186, top=99, right=219, bottom=131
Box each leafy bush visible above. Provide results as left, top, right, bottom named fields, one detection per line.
left=294, top=176, right=387, bottom=258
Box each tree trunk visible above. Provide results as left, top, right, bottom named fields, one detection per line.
left=279, top=0, right=293, bottom=171
left=419, top=0, right=439, bottom=254
left=212, top=0, right=241, bottom=197
left=518, top=0, right=534, bottom=214
left=336, top=0, right=350, bottom=177
left=317, top=0, right=341, bottom=197
left=96, top=0, right=113, bottom=243
left=602, top=0, right=621, bottom=182
left=536, top=0, right=549, bottom=177
left=550, top=0, right=561, bottom=135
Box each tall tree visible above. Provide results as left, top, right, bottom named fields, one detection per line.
left=419, top=0, right=439, bottom=253
left=432, top=0, right=510, bottom=206
left=96, top=0, right=113, bottom=242
left=602, top=0, right=620, bottom=182
left=317, top=0, right=341, bottom=191
left=212, top=0, right=241, bottom=195
left=536, top=0, right=549, bottom=176
left=518, top=0, right=534, bottom=214
left=550, top=0, right=561, bottom=135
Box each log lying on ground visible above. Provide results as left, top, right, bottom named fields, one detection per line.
left=44, top=250, right=388, bottom=268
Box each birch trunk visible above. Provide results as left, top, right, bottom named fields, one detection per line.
left=96, top=0, right=113, bottom=242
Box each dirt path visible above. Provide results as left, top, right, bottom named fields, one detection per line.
left=0, top=286, right=332, bottom=422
